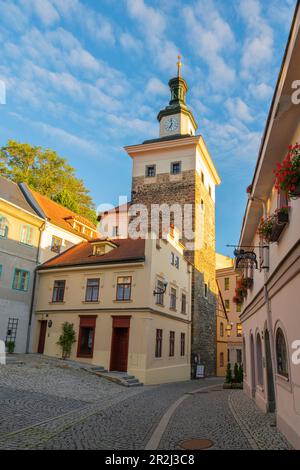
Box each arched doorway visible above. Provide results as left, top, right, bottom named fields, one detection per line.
left=256, top=333, right=263, bottom=387
left=250, top=334, right=256, bottom=397
left=265, top=329, right=276, bottom=412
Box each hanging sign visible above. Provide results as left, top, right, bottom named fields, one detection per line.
left=234, top=249, right=258, bottom=269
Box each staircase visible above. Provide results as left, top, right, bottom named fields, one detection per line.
left=86, top=368, right=143, bottom=387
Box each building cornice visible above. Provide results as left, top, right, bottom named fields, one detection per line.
left=125, top=135, right=221, bottom=186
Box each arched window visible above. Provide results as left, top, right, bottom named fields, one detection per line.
left=276, top=328, right=289, bottom=378
left=256, top=333, right=263, bottom=386
left=220, top=322, right=224, bottom=337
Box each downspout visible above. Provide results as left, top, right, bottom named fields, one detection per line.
left=250, top=196, right=277, bottom=410
left=25, top=222, right=45, bottom=353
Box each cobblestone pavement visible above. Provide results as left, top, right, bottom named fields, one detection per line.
left=0, top=355, right=293, bottom=450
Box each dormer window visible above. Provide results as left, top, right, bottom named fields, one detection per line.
left=91, top=240, right=118, bottom=256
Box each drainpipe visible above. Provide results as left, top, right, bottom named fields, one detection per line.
left=25, top=222, right=45, bottom=353
left=250, top=196, right=277, bottom=411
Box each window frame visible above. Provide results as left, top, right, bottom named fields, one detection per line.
left=116, top=276, right=132, bottom=301
left=155, top=329, right=163, bottom=358
left=0, top=215, right=8, bottom=238
left=52, top=280, right=66, bottom=303
left=276, top=327, right=289, bottom=379
left=145, top=164, right=156, bottom=178
left=51, top=235, right=62, bottom=254
left=12, top=268, right=30, bottom=292
left=155, top=279, right=165, bottom=306
left=169, top=331, right=175, bottom=357
left=180, top=332, right=185, bottom=356
left=170, top=161, right=181, bottom=175
left=170, top=287, right=177, bottom=310
left=181, top=293, right=187, bottom=314
left=20, top=224, right=34, bottom=246
left=85, top=278, right=100, bottom=302
left=224, top=277, right=230, bottom=291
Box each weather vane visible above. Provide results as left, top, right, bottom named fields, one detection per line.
left=177, top=54, right=182, bottom=77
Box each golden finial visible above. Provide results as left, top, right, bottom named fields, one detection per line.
left=177, top=54, right=182, bottom=77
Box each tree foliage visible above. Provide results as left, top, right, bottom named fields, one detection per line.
left=0, top=140, right=97, bottom=224
left=57, top=322, right=76, bottom=360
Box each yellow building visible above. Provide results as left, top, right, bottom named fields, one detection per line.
left=0, top=176, right=44, bottom=352
left=34, top=233, right=192, bottom=385
left=216, top=283, right=228, bottom=377
left=216, top=253, right=243, bottom=372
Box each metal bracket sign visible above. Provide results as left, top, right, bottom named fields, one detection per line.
left=234, top=249, right=258, bottom=269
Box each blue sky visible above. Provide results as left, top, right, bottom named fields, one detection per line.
left=0, top=0, right=297, bottom=256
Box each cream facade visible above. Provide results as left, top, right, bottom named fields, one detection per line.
left=216, top=286, right=228, bottom=377
left=238, top=5, right=300, bottom=449
left=34, top=236, right=192, bottom=385
left=0, top=177, right=44, bottom=352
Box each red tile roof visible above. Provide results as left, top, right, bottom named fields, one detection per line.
left=30, top=190, right=97, bottom=239
left=38, top=238, right=146, bottom=269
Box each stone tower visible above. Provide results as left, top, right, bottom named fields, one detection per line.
left=125, top=66, right=221, bottom=376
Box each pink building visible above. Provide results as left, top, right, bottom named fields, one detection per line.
left=237, top=3, right=300, bottom=449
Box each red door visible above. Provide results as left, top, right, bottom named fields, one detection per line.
left=110, top=328, right=130, bottom=372
left=37, top=320, right=47, bottom=354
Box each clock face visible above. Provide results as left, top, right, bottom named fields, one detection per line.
left=164, top=117, right=179, bottom=132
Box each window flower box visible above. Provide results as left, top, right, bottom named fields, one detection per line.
left=269, top=207, right=290, bottom=242
left=274, top=143, right=300, bottom=199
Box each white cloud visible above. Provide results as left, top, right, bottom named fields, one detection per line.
left=145, top=77, right=168, bottom=97
left=239, top=0, right=274, bottom=78
left=225, top=98, right=254, bottom=123
left=51, top=0, right=115, bottom=45
left=30, top=0, right=60, bottom=26
left=120, top=32, right=143, bottom=53
left=183, top=1, right=236, bottom=87
left=126, top=0, right=179, bottom=72
left=249, top=82, right=273, bottom=100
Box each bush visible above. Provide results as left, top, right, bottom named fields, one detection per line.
left=225, top=363, right=232, bottom=384
left=5, top=340, right=15, bottom=354
left=57, top=322, right=76, bottom=359
left=237, top=364, right=244, bottom=383
left=234, top=362, right=239, bottom=382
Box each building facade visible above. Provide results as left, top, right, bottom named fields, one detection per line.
left=238, top=4, right=300, bottom=449
left=124, top=70, right=221, bottom=376
left=216, top=253, right=243, bottom=374
left=0, top=177, right=44, bottom=352
left=34, top=234, right=192, bottom=385
left=0, top=176, right=99, bottom=353
left=216, top=283, right=228, bottom=377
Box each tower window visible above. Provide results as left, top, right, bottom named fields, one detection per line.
left=209, top=186, right=212, bottom=197
left=201, top=171, right=205, bottom=184
left=171, top=162, right=181, bottom=175
left=146, top=165, right=156, bottom=178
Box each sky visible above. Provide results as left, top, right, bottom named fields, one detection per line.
left=0, top=0, right=297, bottom=256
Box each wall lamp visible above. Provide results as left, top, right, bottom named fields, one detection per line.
left=153, top=281, right=168, bottom=296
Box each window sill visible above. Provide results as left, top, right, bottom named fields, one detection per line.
left=113, top=300, right=133, bottom=303
left=49, top=301, right=65, bottom=305
left=82, top=301, right=100, bottom=304
left=77, top=354, right=93, bottom=359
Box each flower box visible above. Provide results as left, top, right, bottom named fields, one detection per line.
left=289, top=182, right=300, bottom=198
left=269, top=214, right=289, bottom=242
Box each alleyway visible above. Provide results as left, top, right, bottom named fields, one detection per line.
left=0, top=355, right=292, bottom=450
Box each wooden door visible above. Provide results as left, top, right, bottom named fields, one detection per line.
left=110, top=327, right=129, bottom=372
left=37, top=320, right=47, bottom=354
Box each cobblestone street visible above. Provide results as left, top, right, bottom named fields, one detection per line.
left=0, top=355, right=292, bottom=450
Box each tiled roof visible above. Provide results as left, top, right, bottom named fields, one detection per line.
left=38, top=237, right=146, bottom=269
left=0, top=176, right=40, bottom=217
left=30, top=190, right=97, bottom=239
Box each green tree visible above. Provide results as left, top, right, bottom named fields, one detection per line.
left=57, top=322, right=76, bottom=359
left=234, top=362, right=239, bottom=383
left=0, top=140, right=97, bottom=224
left=226, top=363, right=232, bottom=384
left=237, top=364, right=244, bottom=383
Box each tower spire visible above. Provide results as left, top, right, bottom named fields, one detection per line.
left=177, top=54, right=182, bottom=78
